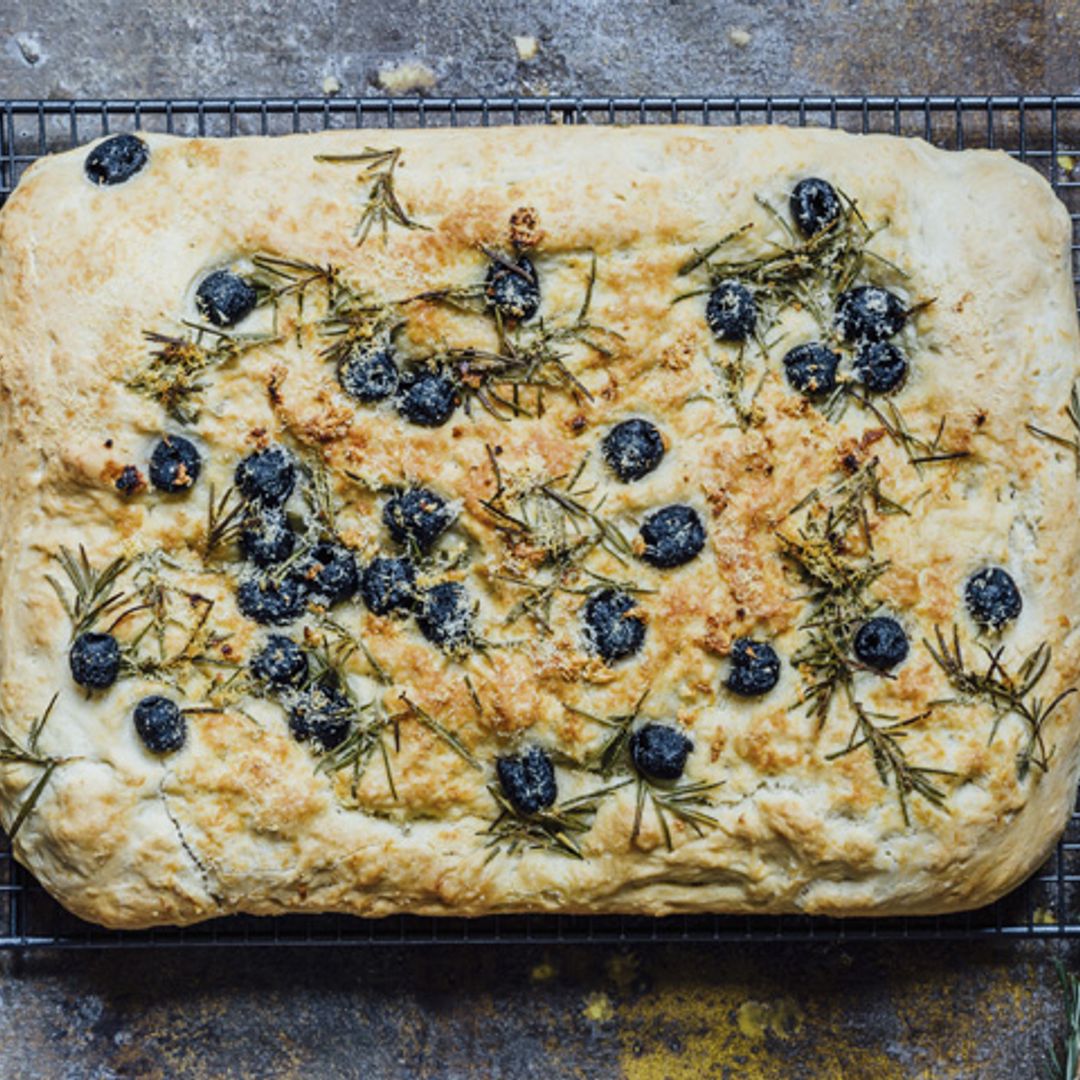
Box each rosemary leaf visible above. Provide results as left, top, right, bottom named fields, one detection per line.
left=316, top=147, right=428, bottom=246
left=399, top=695, right=480, bottom=770
left=46, top=546, right=130, bottom=640
left=7, top=759, right=58, bottom=841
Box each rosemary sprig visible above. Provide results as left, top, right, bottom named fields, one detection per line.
left=0, top=694, right=61, bottom=840
left=117, top=590, right=237, bottom=690
left=296, top=619, right=403, bottom=799
left=778, top=458, right=907, bottom=725
left=315, top=147, right=427, bottom=246
left=128, top=327, right=274, bottom=423
left=565, top=694, right=721, bottom=851
left=45, top=546, right=130, bottom=640
left=317, top=700, right=399, bottom=801
left=1028, top=381, right=1080, bottom=477
left=778, top=534, right=889, bottom=726
left=1048, top=960, right=1080, bottom=1080
left=302, top=623, right=398, bottom=798
left=441, top=336, right=592, bottom=421
left=398, top=694, right=480, bottom=770
left=252, top=254, right=344, bottom=305
left=202, top=485, right=248, bottom=562
left=481, top=447, right=641, bottom=631
left=706, top=340, right=769, bottom=431
left=674, top=190, right=890, bottom=329
left=295, top=454, right=339, bottom=538
left=842, top=390, right=970, bottom=475
left=483, top=779, right=632, bottom=860
left=481, top=446, right=631, bottom=563
left=317, top=293, right=404, bottom=373
left=787, top=457, right=908, bottom=551
left=631, top=777, right=724, bottom=852
left=418, top=253, right=618, bottom=420
left=924, top=625, right=1076, bottom=780
left=826, top=687, right=952, bottom=826
left=566, top=688, right=650, bottom=776
left=249, top=254, right=352, bottom=343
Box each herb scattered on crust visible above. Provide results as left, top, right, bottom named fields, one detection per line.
left=924, top=625, right=1076, bottom=780
left=315, top=147, right=428, bottom=246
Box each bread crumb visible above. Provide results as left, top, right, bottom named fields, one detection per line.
left=729, top=27, right=751, bottom=47
left=321, top=75, right=341, bottom=97
left=514, top=35, right=539, bottom=61
left=1058, top=154, right=1076, bottom=174
left=582, top=991, right=614, bottom=1023
left=377, top=60, right=436, bottom=96
left=509, top=205, right=543, bottom=249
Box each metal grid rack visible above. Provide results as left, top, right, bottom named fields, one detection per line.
left=2, top=95, right=1080, bottom=948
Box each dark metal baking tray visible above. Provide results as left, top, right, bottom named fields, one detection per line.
left=2, top=95, right=1079, bottom=947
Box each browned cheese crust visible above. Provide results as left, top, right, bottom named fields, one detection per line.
left=0, top=126, right=1078, bottom=929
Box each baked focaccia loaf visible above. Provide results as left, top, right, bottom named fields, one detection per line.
left=0, top=125, right=1078, bottom=929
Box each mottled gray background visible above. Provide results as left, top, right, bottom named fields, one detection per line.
left=1, top=1, right=1080, bottom=1077
left=1, top=1, right=1079, bottom=100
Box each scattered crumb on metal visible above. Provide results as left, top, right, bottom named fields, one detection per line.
left=376, top=60, right=436, bottom=96
left=582, top=991, right=615, bottom=1023
left=729, top=27, right=752, bottom=47
left=13, top=33, right=45, bottom=67
left=736, top=998, right=803, bottom=1040
left=321, top=75, right=341, bottom=97
left=514, top=36, right=540, bottom=61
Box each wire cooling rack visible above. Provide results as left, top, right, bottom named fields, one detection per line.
left=2, top=95, right=1080, bottom=948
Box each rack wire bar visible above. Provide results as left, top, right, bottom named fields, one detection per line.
left=1, top=94, right=1079, bottom=948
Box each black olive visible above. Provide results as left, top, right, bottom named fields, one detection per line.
left=496, top=746, right=557, bottom=815
left=783, top=342, right=841, bottom=398
left=115, top=465, right=143, bottom=495
left=360, top=556, right=418, bottom=617
left=133, top=695, right=186, bottom=754
left=239, top=509, right=296, bottom=568
left=416, top=581, right=475, bottom=651
left=149, top=435, right=201, bottom=493
left=854, top=341, right=909, bottom=395
left=630, top=723, right=693, bottom=782
left=69, top=632, right=121, bottom=690
left=236, top=574, right=308, bottom=625
left=725, top=638, right=781, bottom=697
left=835, top=285, right=906, bottom=344
left=234, top=445, right=296, bottom=507
left=288, top=679, right=352, bottom=751
left=638, top=504, right=706, bottom=569
left=338, top=344, right=400, bottom=403
left=790, top=177, right=842, bottom=238
left=706, top=280, right=756, bottom=342
left=294, top=541, right=359, bottom=607
left=396, top=369, right=459, bottom=427
left=84, top=134, right=149, bottom=186
left=383, top=487, right=455, bottom=552
left=485, top=255, right=540, bottom=322
left=582, top=588, right=646, bottom=664
left=602, top=418, right=665, bottom=483
left=250, top=634, right=309, bottom=686
left=964, top=567, right=1022, bottom=629
left=195, top=269, right=259, bottom=328
left=853, top=616, right=909, bottom=671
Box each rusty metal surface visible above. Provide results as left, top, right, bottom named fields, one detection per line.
left=1, top=2, right=1079, bottom=1077
left=0, top=941, right=1070, bottom=1078
left=0, top=1, right=1078, bottom=100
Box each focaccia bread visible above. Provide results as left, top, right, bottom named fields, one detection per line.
left=1, top=124, right=1078, bottom=929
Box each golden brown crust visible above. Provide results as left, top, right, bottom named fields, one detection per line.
left=0, top=125, right=1078, bottom=928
